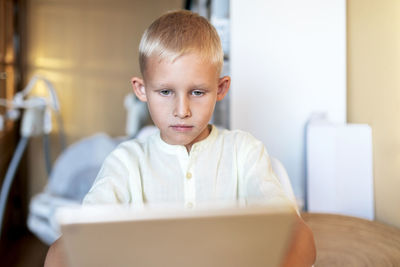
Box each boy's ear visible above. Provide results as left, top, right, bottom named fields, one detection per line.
left=217, top=76, right=231, bottom=101
left=131, top=77, right=147, bottom=102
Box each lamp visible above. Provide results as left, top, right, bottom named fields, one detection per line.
left=0, top=75, right=65, bottom=237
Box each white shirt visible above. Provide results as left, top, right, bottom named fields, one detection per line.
left=83, top=125, right=294, bottom=209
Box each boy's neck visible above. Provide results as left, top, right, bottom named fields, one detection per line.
left=185, top=124, right=212, bottom=153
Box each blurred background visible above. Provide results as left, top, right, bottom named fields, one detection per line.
left=0, top=0, right=399, bottom=266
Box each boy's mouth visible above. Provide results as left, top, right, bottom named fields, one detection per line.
left=170, top=125, right=194, bottom=132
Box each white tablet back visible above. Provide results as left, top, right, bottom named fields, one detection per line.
left=57, top=203, right=295, bottom=267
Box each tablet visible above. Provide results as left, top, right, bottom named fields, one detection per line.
left=56, top=202, right=296, bottom=267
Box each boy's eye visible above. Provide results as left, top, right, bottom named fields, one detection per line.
left=159, top=90, right=172, bottom=96
left=192, top=90, right=204, bottom=96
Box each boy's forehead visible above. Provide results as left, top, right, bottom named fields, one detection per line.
left=144, top=54, right=220, bottom=84
left=147, top=52, right=210, bottom=67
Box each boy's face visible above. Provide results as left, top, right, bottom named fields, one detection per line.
left=131, top=53, right=230, bottom=151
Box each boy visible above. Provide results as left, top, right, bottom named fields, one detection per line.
left=45, top=10, right=315, bottom=266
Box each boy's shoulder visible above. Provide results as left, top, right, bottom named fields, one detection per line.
left=110, top=127, right=160, bottom=158
left=217, top=127, right=263, bottom=147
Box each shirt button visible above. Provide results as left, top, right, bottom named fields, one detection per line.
left=186, top=172, right=192, bottom=179
left=186, top=202, right=193, bottom=209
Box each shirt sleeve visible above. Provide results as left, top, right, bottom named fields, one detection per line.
left=82, top=144, right=140, bottom=205
left=238, top=133, right=298, bottom=211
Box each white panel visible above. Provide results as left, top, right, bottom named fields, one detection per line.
left=230, top=0, right=346, bottom=203
left=307, top=123, right=374, bottom=220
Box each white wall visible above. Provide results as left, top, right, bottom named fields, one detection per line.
left=230, top=0, right=346, bottom=206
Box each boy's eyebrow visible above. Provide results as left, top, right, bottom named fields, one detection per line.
left=191, top=83, right=210, bottom=89
left=155, top=83, right=172, bottom=88
left=154, top=83, right=211, bottom=89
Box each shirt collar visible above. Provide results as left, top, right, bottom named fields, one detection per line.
left=154, top=124, right=218, bottom=155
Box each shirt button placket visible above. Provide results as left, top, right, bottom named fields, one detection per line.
left=185, top=169, right=195, bottom=208
left=185, top=150, right=195, bottom=208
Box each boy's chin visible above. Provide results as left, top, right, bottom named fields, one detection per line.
left=166, top=138, right=195, bottom=147
left=161, top=127, right=210, bottom=147
left=161, top=133, right=187, bottom=143
left=161, top=134, right=199, bottom=147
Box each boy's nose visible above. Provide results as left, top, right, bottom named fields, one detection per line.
left=174, top=96, right=191, bottom=119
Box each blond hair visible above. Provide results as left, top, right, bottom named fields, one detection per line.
left=139, top=10, right=223, bottom=76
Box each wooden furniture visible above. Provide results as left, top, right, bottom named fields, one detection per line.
left=302, top=213, right=400, bottom=266
left=0, top=0, right=30, bottom=259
